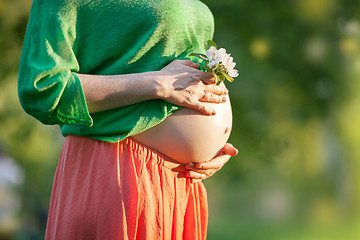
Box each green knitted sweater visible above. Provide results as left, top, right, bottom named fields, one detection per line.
left=18, top=0, right=214, bottom=142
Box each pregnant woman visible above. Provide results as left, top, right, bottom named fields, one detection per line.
left=18, top=0, right=238, bottom=239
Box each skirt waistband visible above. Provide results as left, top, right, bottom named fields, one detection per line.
left=125, top=137, right=184, bottom=170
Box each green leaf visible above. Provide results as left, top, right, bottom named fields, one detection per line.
left=215, top=75, right=221, bottom=85
left=189, top=53, right=209, bottom=61
left=219, top=73, right=226, bottom=81
left=215, top=72, right=235, bottom=85
left=216, top=73, right=226, bottom=85
left=206, top=39, right=217, bottom=49
left=223, top=72, right=234, bottom=82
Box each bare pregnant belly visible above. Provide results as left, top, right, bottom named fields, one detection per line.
left=131, top=95, right=232, bottom=164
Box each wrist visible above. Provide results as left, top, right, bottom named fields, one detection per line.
left=151, top=71, right=170, bottom=100
left=132, top=71, right=161, bottom=100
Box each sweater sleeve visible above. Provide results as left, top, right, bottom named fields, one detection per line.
left=18, top=2, right=92, bottom=126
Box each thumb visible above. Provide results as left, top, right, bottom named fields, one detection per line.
left=222, top=143, right=238, bottom=156
left=178, top=59, right=200, bottom=69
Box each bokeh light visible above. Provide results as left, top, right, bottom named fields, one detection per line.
left=250, top=37, right=271, bottom=60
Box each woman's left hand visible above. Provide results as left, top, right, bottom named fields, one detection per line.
left=183, top=143, right=238, bottom=182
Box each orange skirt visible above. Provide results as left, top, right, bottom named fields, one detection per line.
left=45, top=135, right=208, bottom=240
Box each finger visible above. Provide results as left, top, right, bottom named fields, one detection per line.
left=185, top=167, right=217, bottom=175
left=186, top=171, right=208, bottom=180
left=185, top=162, right=198, bottom=170
left=199, top=72, right=216, bottom=84
left=186, top=99, right=216, bottom=115
left=192, top=179, right=202, bottom=183
left=186, top=143, right=238, bottom=170
left=185, top=163, right=216, bottom=172
left=195, top=154, right=231, bottom=170
left=178, top=172, right=204, bottom=183
left=194, top=143, right=238, bottom=170
left=221, top=143, right=239, bottom=156
left=177, top=59, right=200, bottom=69
left=199, top=91, right=227, bottom=103
left=204, top=85, right=228, bottom=95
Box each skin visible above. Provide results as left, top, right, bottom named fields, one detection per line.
left=78, top=59, right=239, bottom=181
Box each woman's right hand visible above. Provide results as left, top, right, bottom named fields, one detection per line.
left=156, top=60, right=228, bottom=115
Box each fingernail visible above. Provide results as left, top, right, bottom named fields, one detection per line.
left=221, top=96, right=227, bottom=102
left=211, top=110, right=216, bottom=115
left=196, top=163, right=203, bottom=168
left=234, top=149, right=239, bottom=155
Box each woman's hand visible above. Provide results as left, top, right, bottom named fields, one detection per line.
left=79, top=59, right=227, bottom=114
left=156, top=60, right=228, bottom=115
left=183, top=143, right=239, bottom=182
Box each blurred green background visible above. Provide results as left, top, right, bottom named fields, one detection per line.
left=1, top=0, right=360, bottom=239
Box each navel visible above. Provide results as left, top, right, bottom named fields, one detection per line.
left=224, top=124, right=231, bottom=134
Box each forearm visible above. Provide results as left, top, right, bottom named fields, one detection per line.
left=78, top=59, right=228, bottom=115
left=78, top=71, right=160, bottom=113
